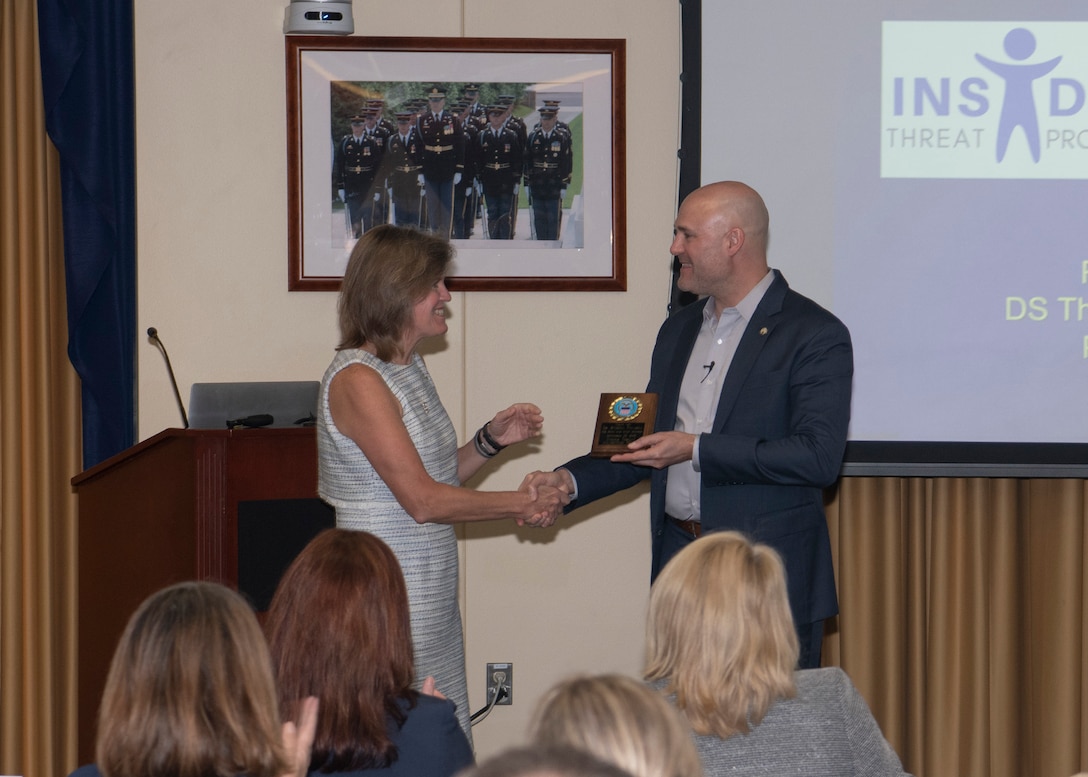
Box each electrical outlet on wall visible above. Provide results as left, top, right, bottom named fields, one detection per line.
left=486, top=662, right=513, bottom=705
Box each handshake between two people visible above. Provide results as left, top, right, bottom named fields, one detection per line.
left=484, top=403, right=571, bottom=530
left=513, top=427, right=695, bottom=530
left=494, top=401, right=697, bottom=530
left=516, top=468, right=575, bottom=529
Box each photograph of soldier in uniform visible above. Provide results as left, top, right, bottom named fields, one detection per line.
left=332, top=110, right=386, bottom=238
left=451, top=99, right=482, bottom=239
left=416, top=84, right=464, bottom=237
left=383, top=110, right=425, bottom=228
left=524, top=105, right=573, bottom=240
left=478, top=104, right=523, bottom=239
left=328, top=80, right=584, bottom=247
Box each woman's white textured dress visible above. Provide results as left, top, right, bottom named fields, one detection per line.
left=317, top=348, right=471, bottom=740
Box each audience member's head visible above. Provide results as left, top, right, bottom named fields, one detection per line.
left=644, top=531, right=798, bottom=738
left=94, top=581, right=288, bottom=777
left=461, top=745, right=637, bottom=777
left=264, top=528, right=416, bottom=772
left=529, top=674, right=703, bottom=777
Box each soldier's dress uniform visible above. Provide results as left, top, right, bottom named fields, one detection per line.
left=333, top=121, right=387, bottom=238
left=370, top=122, right=392, bottom=227
left=478, top=112, right=524, bottom=240
left=524, top=110, right=573, bottom=241
left=462, top=89, right=488, bottom=224
left=385, top=121, right=425, bottom=227
left=452, top=111, right=480, bottom=239
left=417, top=88, right=465, bottom=237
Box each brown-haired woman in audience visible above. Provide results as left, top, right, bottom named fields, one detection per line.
left=318, top=224, right=567, bottom=737
left=645, top=531, right=912, bottom=777
left=67, top=581, right=316, bottom=777
left=265, top=528, right=473, bottom=777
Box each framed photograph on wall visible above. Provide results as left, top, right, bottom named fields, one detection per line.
left=286, top=36, right=626, bottom=292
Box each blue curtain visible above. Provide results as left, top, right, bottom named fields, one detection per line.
left=37, top=0, right=136, bottom=468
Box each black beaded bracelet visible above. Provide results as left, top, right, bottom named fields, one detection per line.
left=470, top=426, right=498, bottom=457
left=480, top=422, right=507, bottom=452
left=473, top=432, right=498, bottom=459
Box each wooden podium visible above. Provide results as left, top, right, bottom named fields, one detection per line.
left=71, top=427, right=334, bottom=763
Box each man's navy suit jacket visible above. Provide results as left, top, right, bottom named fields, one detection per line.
left=564, top=270, right=853, bottom=626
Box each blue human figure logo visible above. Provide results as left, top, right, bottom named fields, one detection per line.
left=975, top=27, right=1061, bottom=162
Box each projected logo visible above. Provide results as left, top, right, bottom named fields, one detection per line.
left=881, top=22, right=1088, bottom=178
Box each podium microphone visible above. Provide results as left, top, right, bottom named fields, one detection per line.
left=147, top=327, right=190, bottom=429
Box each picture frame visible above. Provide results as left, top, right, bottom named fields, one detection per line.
left=285, top=36, right=626, bottom=291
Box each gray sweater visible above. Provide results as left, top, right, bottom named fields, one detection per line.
left=656, top=667, right=912, bottom=777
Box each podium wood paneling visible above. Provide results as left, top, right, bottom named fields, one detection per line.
left=71, top=427, right=328, bottom=764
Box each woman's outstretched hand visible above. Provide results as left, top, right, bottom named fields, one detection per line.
left=488, top=403, right=544, bottom=447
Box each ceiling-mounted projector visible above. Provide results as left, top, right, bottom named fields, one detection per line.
left=283, top=0, right=354, bottom=35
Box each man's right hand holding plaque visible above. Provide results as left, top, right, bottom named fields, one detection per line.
left=590, top=393, right=659, bottom=457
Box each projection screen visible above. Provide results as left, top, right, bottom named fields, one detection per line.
left=681, top=0, right=1088, bottom=475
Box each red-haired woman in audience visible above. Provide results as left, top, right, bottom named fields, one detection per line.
left=265, top=528, right=473, bottom=777
left=645, top=531, right=912, bottom=777
left=67, top=581, right=316, bottom=777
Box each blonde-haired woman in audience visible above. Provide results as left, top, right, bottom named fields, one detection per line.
left=68, top=581, right=317, bottom=777
left=529, top=673, right=703, bottom=777
left=645, top=531, right=911, bottom=777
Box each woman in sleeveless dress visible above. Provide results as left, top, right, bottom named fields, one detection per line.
left=317, top=225, right=567, bottom=741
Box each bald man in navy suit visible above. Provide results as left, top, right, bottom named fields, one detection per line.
left=526, top=181, right=853, bottom=669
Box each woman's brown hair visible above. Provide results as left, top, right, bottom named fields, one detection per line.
left=264, top=528, right=416, bottom=771
left=337, top=225, right=452, bottom=361
left=95, top=581, right=287, bottom=777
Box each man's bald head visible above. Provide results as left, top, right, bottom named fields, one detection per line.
left=681, top=181, right=769, bottom=257
left=671, top=181, right=772, bottom=309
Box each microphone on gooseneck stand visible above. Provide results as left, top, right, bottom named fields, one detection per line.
left=147, top=327, right=190, bottom=429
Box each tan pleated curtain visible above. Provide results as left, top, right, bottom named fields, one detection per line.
left=1, top=1, right=82, bottom=775
left=825, top=477, right=1088, bottom=777
left=2, top=5, right=1088, bottom=777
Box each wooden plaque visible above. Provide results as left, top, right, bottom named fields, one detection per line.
left=590, top=393, right=659, bottom=457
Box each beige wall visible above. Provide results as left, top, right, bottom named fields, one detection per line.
left=135, top=0, right=680, bottom=759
